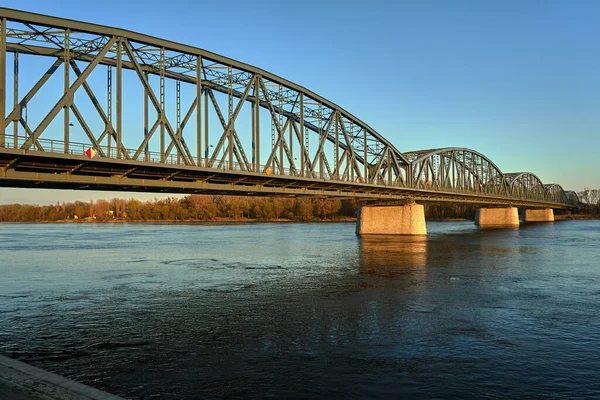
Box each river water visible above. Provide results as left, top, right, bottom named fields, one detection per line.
left=1, top=220, right=599, bottom=399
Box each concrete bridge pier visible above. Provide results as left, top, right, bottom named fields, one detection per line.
left=522, top=208, right=554, bottom=223
left=475, top=207, right=519, bottom=228
left=356, top=204, right=427, bottom=235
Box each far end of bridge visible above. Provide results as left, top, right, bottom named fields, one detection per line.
left=356, top=203, right=556, bottom=235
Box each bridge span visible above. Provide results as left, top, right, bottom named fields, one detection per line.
left=0, top=8, right=579, bottom=233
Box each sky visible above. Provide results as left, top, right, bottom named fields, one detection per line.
left=1, top=0, right=599, bottom=204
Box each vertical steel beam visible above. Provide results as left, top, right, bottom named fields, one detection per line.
left=279, top=129, right=284, bottom=174
left=462, top=151, right=466, bottom=191
left=251, top=93, right=255, bottom=170
left=318, top=103, right=323, bottom=179
left=0, top=18, right=5, bottom=147
left=160, top=47, right=165, bottom=161
left=387, top=150, right=392, bottom=185
left=143, top=71, right=148, bottom=161
left=203, top=88, right=208, bottom=166
left=363, top=129, right=367, bottom=183
left=350, top=123, right=354, bottom=182
left=116, top=40, right=122, bottom=159
left=289, top=114, right=293, bottom=174
left=63, top=29, right=70, bottom=154
left=254, top=76, right=260, bottom=172
left=12, top=52, right=17, bottom=148
left=176, top=79, right=180, bottom=164
left=335, top=112, right=339, bottom=179
left=279, top=87, right=283, bottom=175
left=227, top=66, right=233, bottom=170
left=299, top=92, right=304, bottom=176
left=107, top=65, right=112, bottom=156
left=196, top=56, right=201, bottom=167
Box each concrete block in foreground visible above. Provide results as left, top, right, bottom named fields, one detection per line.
left=0, top=355, right=122, bottom=400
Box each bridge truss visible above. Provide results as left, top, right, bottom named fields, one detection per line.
left=0, top=8, right=577, bottom=209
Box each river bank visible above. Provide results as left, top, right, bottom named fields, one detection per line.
left=2, top=214, right=598, bottom=223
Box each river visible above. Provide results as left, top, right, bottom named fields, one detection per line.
left=1, top=220, right=599, bottom=399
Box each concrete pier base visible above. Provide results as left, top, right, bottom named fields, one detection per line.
left=523, top=208, right=554, bottom=223
left=475, top=207, right=519, bottom=227
left=356, top=204, right=426, bottom=235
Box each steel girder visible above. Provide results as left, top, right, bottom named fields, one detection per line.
left=404, top=148, right=573, bottom=206
left=404, top=147, right=508, bottom=196
left=564, top=190, right=580, bottom=207
left=544, top=184, right=567, bottom=204
left=0, top=7, right=409, bottom=187
left=505, top=172, right=546, bottom=201
left=0, top=8, right=576, bottom=208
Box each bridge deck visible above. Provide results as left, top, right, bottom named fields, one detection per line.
left=0, top=148, right=567, bottom=209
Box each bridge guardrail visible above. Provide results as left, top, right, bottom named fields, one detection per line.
left=0, top=135, right=573, bottom=207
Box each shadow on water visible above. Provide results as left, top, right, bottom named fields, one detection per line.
left=359, top=235, right=427, bottom=279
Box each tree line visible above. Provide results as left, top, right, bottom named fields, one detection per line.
left=0, top=189, right=595, bottom=223
left=578, top=188, right=600, bottom=214
left=0, top=195, right=481, bottom=223
left=0, top=195, right=355, bottom=222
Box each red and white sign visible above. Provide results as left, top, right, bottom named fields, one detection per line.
left=85, top=147, right=96, bottom=159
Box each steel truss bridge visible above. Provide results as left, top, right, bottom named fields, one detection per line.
left=0, top=8, right=579, bottom=209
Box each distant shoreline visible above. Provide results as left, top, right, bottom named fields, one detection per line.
left=3, top=215, right=597, bottom=224
left=555, top=214, right=600, bottom=220
left=0, top=217, right=357, bottom=224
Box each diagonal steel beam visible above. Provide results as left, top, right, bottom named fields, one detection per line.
left=121, top=39, right=191, bottom=165
left=21, top=36, right=117, bottom=150
left=309, top=113, right=335, bottom=174
left=4, top=57, right=62, bottom=127
left=164, top=97, right=197, bottom=160
left=263, top=119, right=291, bottom=171
left=6, top=44, right=372, bottom=165
left=19, top=118, right=44, bottom=151
left=290, top=119, right=315, bottom=177
left=133, top=118, right=160, bottom=160
left=207, top=76, right=254, bottom=167
left=68, top=60, right=129, bottom=159
left=70, top=104, right=106, bottom=157
left=279, top=129, right=297, bottom=175
left=206, top=89, right=250, bottom=170
left=332, top=147, right=349, bottom=179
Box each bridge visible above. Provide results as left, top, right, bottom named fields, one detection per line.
left=0, top=8, right=579, bottom=234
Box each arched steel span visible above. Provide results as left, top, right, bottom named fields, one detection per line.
left=404, top=148, right=574, bottom=204
left=545, top=184, right=568, bottom=204
left=404, top=148, right=508, bottom=196
left=0, top=9, right=575, bottom=208
left=565, top=191, right=580, bottom=207
left=0, top=7, right=409, bottom=186
left=505, top=172, right=546, bottom=201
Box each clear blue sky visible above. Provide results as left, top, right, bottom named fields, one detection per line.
left=1, top=0, right=599, bottom=204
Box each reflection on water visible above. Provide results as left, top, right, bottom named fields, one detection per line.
left=1, top=221, right=600, bottom=399
left=359, top=235, right=427, bottom=278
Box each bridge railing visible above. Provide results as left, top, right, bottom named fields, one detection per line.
left=2, top=135, right=334, bottom=180
left=1, top=136, right=568, bottom=205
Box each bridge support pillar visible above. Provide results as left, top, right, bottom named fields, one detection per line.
left=475, top=207, right=519, bottom=228
left=356, top=204, right=426, bottom=235
left=522, top=208, right=554, bottom=223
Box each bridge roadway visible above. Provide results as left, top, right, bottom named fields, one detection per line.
left=0, top=142, right=569, bottom=210
left=0, top=8, right=578, bottom=221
